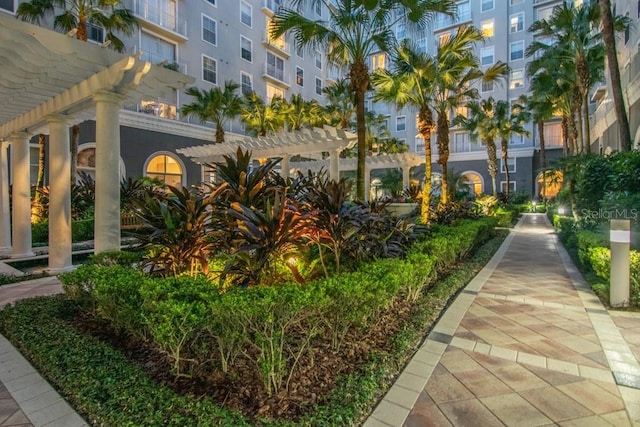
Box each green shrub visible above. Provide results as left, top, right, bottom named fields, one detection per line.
left=89, top=250, right=143, bottom=267
left=32, top=218, right=95, bottom=245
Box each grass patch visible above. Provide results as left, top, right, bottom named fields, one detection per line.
left=0, top=231, right=508, bottom=426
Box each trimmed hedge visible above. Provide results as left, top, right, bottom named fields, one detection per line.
left=32, top=218, right=95, bottom=245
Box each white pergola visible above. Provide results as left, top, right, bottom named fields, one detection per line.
left=177, top=126, right=358, bottom=182
left=290, top=152, right=425, bottom=200
left=0, top=13, right=193, bottom=272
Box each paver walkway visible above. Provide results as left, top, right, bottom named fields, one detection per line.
left=366, top=214, right=640, bottom=426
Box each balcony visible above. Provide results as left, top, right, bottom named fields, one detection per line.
left=126, top=0, right=187, bottom=40
left=534, top=0, right=562, bottom=6
left=139, top=51, right=186, bottom=73
left=262, top=0, right=282, bottom=16
left=262, top=34, right=290, bottom=58
left=263, top=63, right=290, bottom=88
left=123, top=100, right=178, bottom=120
left=433, top=10, right=472, bottom=31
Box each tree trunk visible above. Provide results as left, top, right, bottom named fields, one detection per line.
left=32, top=134, right=46, bottom=223
left=538, top=119, right=547, bottom=201
left=583, top=92, right=591, bottom=154
left=215, top=125, right=225, bottom=144
left=436, top=112, right=450, bottom=207
left=568, top=112, right=578, bottom=155
left=599, top=0, right=632, bottom=151
left=576, top=104, right=584, bottom=153
left=70, top=124, right=80, bottom=184
left=417, top=110, right=434, bottom=224
left=485, top=138, right=498, bottom=197
left=77, top=20, right=87, bottom=42
left=350, top=61, right=370, bottom=201
left=561, top=116, right=569, bottom=156
left=501, top=138, right=510, bottom=197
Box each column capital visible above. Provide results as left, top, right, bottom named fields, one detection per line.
left=0, top=140, right=9, bottom=150
left=46, top=113, right=70, bottom=125
left=10, top=131, right=31, bottom=141
left=93, top=90, right=126, bottom=105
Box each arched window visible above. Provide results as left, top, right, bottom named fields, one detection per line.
left=145, top=153, right=184, bottom=187
left=536, top=170, right=563, bottom=199
left=77, top=143, right=126, bottom=180
left=460, top=171, right=484, bottom=196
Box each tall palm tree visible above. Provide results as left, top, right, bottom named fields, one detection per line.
left=455, top=98, right=500, bottom=196
left=31, top=134, right=47, bottom=223
left=272, top=0, right=455, bottom=200
left=520, top=93, right=555, bottom=199
left=495, top=100, right=530, bottom=197
left=431, top=26, right=508, bottom=206
left=241, top=92, right=286, bottom=137
left=599, top=0, right=632, bottom=152
left=17, top=0, right=138, bottom=182
left=322, top=78, right=355, bottom=130
left=180, top=81, right=244, bottom=144
left=528, top=2, right=604, bottom=154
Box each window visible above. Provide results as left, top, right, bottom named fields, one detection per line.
left=87, top=22, right=105, bottom=43
left=510, top=0, right=523, bottom=4
left=625, top=12, right=630, bottom=44
left=205, top=0, right=216, bottom=5
left=202, top=15, right=216, bottom=45
left=482, top=81, right=494, bottom=93
left=457, top=1, right=471, bottom=21
left=510, top=13, right=524, bottom=33
left=0, top=0, right=15, bottom=12
left=510, top=69, right=524, bottom=89
left=510, top=41, right=524, bottom=61
left=296, top=67, right=304, bottom=86
left=370, top=53, right=386, bottom=71
left=537, top=7, right=553, bottom=22
left=462, top=172, right=483, bottom=195
left=437, top=33, right=449, bottom=46
left=140, top=32, right=177, bottom=65
left=501, top=181, right=516, bottom=193
left=396, top=116, right=406, bottom=132
left=481, top=20, right=494, bottom=38
left=315, top=51, right=322, bottom=69
left=453, top=132, right=470, bottom=152
left=241, top=72, right=253, bottom=95
left=241, top=36, right=252, bottom=62
left=416, top=37, right=427, bottom=53
left=315, top=1, right=321, bottom=16
left=146, top=154, right=183, bottom=187
left=481, top=0, right=494, bottom=12
left=202, top=55, right=217, bottom=84
left=510, top=134, right=525, bottom=145
left=481, top=46, right=494, bottom=66
left=501, top=157, right=516, bottom=173
left=266, top=17, right=286, bottom=50
left=396, top=23, right=406, bottom=40
left=315, top=77, right=322, bottom=95
left=240, top=1, right=252, bottom=27
left=296, top=45, right=304, bottom=58
left=266, top=84, right=284, bottom=102
left=266, top=52, right=285, bottom=81
left=264, top=0, right=280, bottom=11
left=455, top=106, right=467, bottom=119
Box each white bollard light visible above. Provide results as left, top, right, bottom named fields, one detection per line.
left=610, top=219, right=631, bottom=307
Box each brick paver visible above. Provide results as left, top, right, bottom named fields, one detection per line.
left=366, top=214, right=640, bottom=426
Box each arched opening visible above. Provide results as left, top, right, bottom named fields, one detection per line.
left=145, top=152, right=184, bottom=187
left=77, top=143, right=126, bottom=180
left=460, top=171, right=484, bottom=196
left=536, top=170, right=563, bottom=200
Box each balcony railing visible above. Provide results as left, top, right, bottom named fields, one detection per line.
left=264, top=0, right=282, bottom=12
left=123, top=100, right=178, bottom=120
left=433, top=10, right=472, bottom=30
left=263, top=63, right=289, bottom=85
left=127, top=0, right=187, bottom=37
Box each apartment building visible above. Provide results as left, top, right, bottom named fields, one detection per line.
left=370, top=0, right=582, bottom=198
left=0, top=0, right=339, bottom=186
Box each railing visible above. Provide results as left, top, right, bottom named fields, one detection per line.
left=433, top=10, right=472, bottom=30
left=127, top=0, right=187, bottom=36
left=123, top=101, right=178, bottom=120
left=264, top=0, right=282, bottom=12
left=264, top=63, right=289, bottom=84
left=139, top=50, right=186, bottom=73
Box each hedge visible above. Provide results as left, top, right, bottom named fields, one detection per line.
left=32, top=218, right=94, bottom=245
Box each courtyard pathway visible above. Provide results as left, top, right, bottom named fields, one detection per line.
left=366, top=213, right=640, bottom=426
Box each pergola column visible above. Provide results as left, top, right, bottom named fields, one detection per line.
left=280, top=154, right=290, bottom=179
left=0, top=141, right=11, bottom=251
left=403, top=166, right=411, bottom=190
left=47, top=114, right=73, bottom=272
left=94, top=91, right=124, bottom=254
left=329, top=149, right=340, bottom=182
left=10, top=131, right=34, bottom=258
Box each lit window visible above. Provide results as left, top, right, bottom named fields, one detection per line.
left=146, top=154, right=183, bottom=187
left=296, top=67, right=304, bottom=86
left=481, top=46, right=494, bottom=66
left=241, top=72, right=253, bottom=96
left=202, top=55, right=217, bottom=84
left=462, top=172, right=483, bottom=195
left=396, top=116, right=406, bottom=132
left=370, top=53, right=386, bottom=71
left=315, top=77, right=322, bottom=95
left=266, top=17, right=286, bottom=50
left=241, top=36, right=252, bottom=62
left=510, top=69, right=524, bottom=89
left=240, top=1, right=252, bottom=27
left=438, top=33, right=450, bottom=46
left=510, top=41, right=524, bottom=61
left=481, top=0, right=494, bottom=12
left=510, top=13, right=524, bottom=33
left=202, top=15, right=216, bottom=45
left=266, top=84, right=284, bottom=102
left=455, top=106, right=467, bottom=119
left=481, top=20, right=494, bottom=38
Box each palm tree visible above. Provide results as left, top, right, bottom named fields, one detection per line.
left=431, top=26, right=507, bottom=206
left=599, top=0, right=632, bottom=152
left=322, top=78, right=355, bottom=130
left=272, top=0, right=455, bottom=200
left=241, top=92, right=286, bottom=137
left=455, top=98, right=500, bottom=196
left=31, top=134, right=47, bottom=223
left=180, top=81, right=244, bottom=144
left=495, top=100, right=530, bottom=197
left=282, top=94, right=325, bottom=131
left=520, top=93, right=555, bottom=199
left=528, top=2, right=604, bottom=154
left=17, top=0, right=138, bottom=182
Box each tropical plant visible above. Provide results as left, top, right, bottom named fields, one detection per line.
left=241, top=92, right=286, bottom=137
left=31, top=134, right=47, bottom=223
left=282, top=94, right=326, bottom=131
left=322, top=78, right=355, bottom=129
left=180, top=81, right=244, bottom=144
left=495, top=100, right=530, bottom=197
left=272, top=0, right=456, bottom=200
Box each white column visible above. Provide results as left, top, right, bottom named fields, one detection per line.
left=47, top=115, right=73, bottom=273
left=364, top=166, right=371, bottom=202
left=402, top=166, right=411, bottom=190
left=329, top=149, right=340, bottom=182
left=94, top=91, right=123, bottom=254
left=0, top=141, right=11, bottom=251
left=280, top=154, right=290, bottom=180
left=10, top=132, right=34, bottom=258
